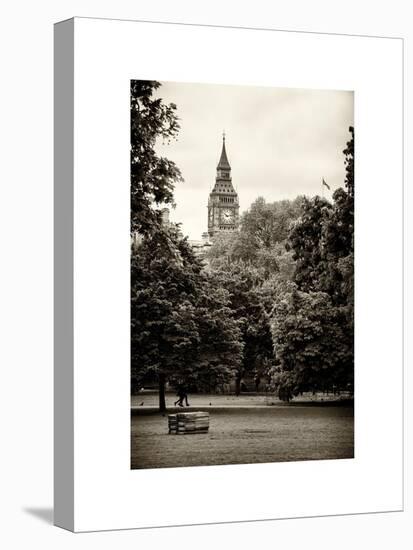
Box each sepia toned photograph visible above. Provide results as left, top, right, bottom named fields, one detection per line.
left=130, top=80, right=354, bottom=470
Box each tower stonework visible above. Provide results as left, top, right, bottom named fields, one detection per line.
left=207, top=135, right=240, bottom=238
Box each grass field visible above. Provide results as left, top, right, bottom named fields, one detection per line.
left=131, top=390, right=353, bottom=409
left=131, top=405, right=354, bottom=469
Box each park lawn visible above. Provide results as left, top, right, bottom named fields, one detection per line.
left=131, top=390, right=353, bottom=409
left=131, top=406, right=354, bottom=469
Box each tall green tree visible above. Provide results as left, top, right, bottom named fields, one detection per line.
left=131, top=226, right=243, bottom=410
left=130, top=80, right=182, bottom=237
left=204, top=197, right=305, bottom=393
left=131, top=227, right=201, bottom=411
left=322, top=127, right=354, bottom=304
left=288, top=126, right=354, bottom=302
left=343, top=126, right=354, bottom=198
left=272, top=127, right=355, bottom=398
left=270, top=287, right=353, bottom=400
left=191, top=274, right=244, bottom=392
left=131, top=80, right=189, bottom=410
left=210, top=263, right=274, bottom=394
left=206, top=197, right=303, bottom=278
left=287, top=196, right=333, bottom=293
left=241, top=196, right=304, bottom=249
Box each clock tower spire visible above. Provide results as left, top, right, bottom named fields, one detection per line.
left=208, top=134, right=240, bottom=238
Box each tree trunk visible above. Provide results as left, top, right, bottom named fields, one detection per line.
left=235, top=375, right=241, bottom=396
left=158, top=373, right=166, bottom=412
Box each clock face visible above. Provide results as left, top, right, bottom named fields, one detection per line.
left=222, top=209, right=234, bottom=224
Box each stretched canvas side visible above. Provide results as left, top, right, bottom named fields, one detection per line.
left=54, top=17, right=75, bottom=532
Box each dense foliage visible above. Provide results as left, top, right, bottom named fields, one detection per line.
left=131, top=227, right=243, bottom=410
left=130, top=80, right=182, bottom=237
left=208, top=263, right=273, bottom=394
left=270, top=127, right=355, bottom=399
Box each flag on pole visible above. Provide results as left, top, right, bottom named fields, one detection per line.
left=322, top=178, right=330, bottom=190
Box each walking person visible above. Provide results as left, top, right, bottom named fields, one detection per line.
left=174, top=384, right=190, bottom=407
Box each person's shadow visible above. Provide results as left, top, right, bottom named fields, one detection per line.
left=23, top=507, right=53, bottom=524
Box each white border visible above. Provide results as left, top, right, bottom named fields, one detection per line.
left=69, top=18, right=402, bottom=531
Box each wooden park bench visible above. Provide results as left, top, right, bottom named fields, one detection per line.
left=168, top=412, right=210, bottom=435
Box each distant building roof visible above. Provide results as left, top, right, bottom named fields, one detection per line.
left=216, top=136, right=231, bottom=170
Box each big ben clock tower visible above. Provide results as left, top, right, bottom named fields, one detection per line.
left=207, top=134, right=240, bottom=238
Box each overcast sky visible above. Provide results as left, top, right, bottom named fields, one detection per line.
left=154, top=81, right=353, bottom=240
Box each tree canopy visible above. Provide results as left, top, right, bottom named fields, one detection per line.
left=130, top=80, right=182, bottom=237
left=131, top=227, right=243, bottom=409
